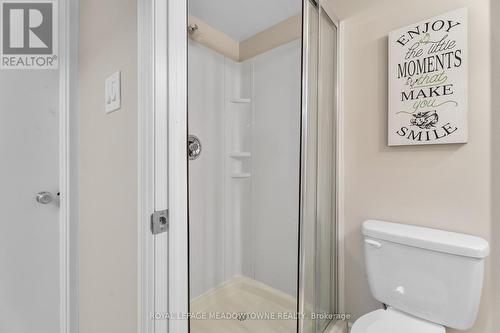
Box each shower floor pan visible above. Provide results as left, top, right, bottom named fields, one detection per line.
left=191, top=276, right=297, bottom=333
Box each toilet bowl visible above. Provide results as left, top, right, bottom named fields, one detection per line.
left=352, top=220, right=489, bottom=333
left=351, top=308, right=444, bottom=333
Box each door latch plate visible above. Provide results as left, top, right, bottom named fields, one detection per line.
left=151, top=209, right=169, bottom=235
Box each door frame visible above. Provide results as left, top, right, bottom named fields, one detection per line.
left=59, top=0, right=79, bottom=332
left=138, top=0, right=344, bottom=332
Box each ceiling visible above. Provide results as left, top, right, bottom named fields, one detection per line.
left=189, top=0, right=302, bottom=41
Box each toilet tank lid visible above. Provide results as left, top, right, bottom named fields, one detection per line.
left=362, top=220, right=489, bottom=258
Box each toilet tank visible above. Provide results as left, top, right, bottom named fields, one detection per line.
left=362, top=220, right=489, bottom=330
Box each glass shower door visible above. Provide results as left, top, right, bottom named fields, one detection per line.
left=187, top=1, right=303, bottom=332
left=316, top=7, right=338, bottom=332
left=186, top=0, right=338, bottom=331
left=299, top=2, right=319, bottom=332
left=300, top=1, right=338, bottom=332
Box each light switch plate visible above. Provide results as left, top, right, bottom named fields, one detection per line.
left=105, top=71, right=121, bottom=113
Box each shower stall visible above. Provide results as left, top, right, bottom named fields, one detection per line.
left=186, top=1, right=338, bottom=332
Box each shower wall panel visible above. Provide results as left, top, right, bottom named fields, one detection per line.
left=188, top=41, right=226, bottom=299
left=249, top=39, right=302, bottom=297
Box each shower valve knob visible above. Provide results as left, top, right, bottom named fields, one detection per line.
left=188, top=135, right=202, bottom=160
left=36, top=191, right=54, bottom=204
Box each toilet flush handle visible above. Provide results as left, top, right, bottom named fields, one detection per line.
left=365, top=239, right=382, bottom=249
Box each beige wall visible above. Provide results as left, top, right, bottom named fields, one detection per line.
left=188, top=15, right=240, bottom=61
left=491, top=0, right=500, bottom=331
left=79, top=0, right=138, bottom=332
left=328, top=0, right=493, bottom=332
left=239, top=15, right=302, bottom=61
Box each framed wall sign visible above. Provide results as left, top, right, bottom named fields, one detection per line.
left=388, top=8, right=468, bottom=146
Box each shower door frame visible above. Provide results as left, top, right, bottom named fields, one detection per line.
left=138, top=0, right=345, bottom=332
left=138, top=0, right=189, bottom=332
left=299, top=2, right=345, bottom=331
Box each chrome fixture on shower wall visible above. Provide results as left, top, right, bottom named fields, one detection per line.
left=188, top=135, right=202, bottom=160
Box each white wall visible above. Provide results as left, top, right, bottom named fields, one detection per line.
left=249, top=39, right=302, bottom=296
left=328, top=1, right=493, bottom=332
left=79, top=0, right=138, bottom=332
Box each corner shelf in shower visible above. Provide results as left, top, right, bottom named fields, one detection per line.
left=231, top=173, right=251, bottom=179
left=230, top=98, right=251, bottom=104
left=229, top=152, right=251, bottom=158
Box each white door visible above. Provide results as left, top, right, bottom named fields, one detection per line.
left=0, top=69, right=61, bottom=332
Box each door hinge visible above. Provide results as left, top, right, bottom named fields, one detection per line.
left=151, top=209, right=169, bottom=235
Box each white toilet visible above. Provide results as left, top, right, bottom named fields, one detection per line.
left=352, top=220, right=489, bottom=333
